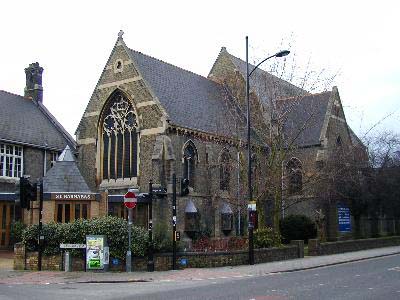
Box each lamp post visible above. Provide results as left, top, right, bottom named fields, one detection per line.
left=246, top=36, right=290, bottom=265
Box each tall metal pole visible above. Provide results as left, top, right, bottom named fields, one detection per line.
left=237, top=151, right=241, bottom=236
left=172, top=174, right=177, bottom=270
left=147, top=180, right=154, bottom=272
left=126, top=206, right=132, bottom=272
left=246, top=36, right=255, bottom=265
left=38, top=181, right=44, bottom=271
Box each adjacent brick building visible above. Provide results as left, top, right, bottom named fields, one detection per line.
left=0, top=63, right=75, bottom=247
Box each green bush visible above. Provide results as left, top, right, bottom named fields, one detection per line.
left=254, top=227, right=281, bottom=248
left=280, top=214, right=317, bottom=244
left=10, top=221, right=26, bottom=244
left=22, top=216, right=149, bottom=259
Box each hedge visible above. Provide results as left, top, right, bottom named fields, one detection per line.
left=22, top=216, right=149, bottom=259
left=280, top=214, right=317, bottom=244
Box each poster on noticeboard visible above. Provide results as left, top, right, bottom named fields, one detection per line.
left=86, top=235, right=106, bottom=270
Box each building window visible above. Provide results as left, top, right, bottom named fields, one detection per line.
left=219, top=149, right=231, bottom=190
left=55, top=201, right=90, bottom=223
left=286, top=158, right=303, bottom=195
left=183, top=141, right=197, bottom=187
left=108, top=202, right=148, bottom=228
left=101, top=91, right=138, bottom=181
left=50, top=151, right=58, bottom=167
left=0, top=143, right=23, bottom=178
left=336, top=135, right=342, bottom=146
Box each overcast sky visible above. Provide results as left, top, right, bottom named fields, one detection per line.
left=1, top=0, right=399, bottom=139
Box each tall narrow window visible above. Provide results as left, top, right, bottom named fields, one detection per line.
left=183, top=141, right=197, bottom=188
left=220, top=150, right=231, bottom=191
left=101, top=91, right=138, bottom=181
left=286, top=158, right=303, bottom=194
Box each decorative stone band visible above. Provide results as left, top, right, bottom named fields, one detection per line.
left=97, top=76, right=142, bottom=90
left=77, top=138, right=96, bottom=145
left=330, top=115, right=346, bottom=123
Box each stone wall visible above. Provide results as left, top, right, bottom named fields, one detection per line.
left=14, top=243, right=301, bottom=271
left=308, top=236, right=400, bottom=256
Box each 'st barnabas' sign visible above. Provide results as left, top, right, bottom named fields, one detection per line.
left=53, top=193, right=96, bottom=201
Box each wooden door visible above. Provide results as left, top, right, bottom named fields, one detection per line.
left=0, top=202, right=13, bottom=247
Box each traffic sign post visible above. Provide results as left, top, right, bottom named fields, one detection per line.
left=124, top=191, right=137, bottom=272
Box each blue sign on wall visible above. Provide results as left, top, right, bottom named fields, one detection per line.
left=338, top=204, right=351, bottom=232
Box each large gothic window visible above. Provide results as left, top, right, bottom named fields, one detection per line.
left=220, top=149, right=231, bottom=191
left=101, top=92, right=138, bottom=180
left=286, top=158, right=303, bottom=194
left=183, top=141, right=197, bottom=188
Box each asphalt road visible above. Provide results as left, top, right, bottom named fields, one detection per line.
left=1, top=254, right=400, bottom=300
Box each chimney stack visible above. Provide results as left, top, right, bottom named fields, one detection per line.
left=24, top=62, right=43, bottom=102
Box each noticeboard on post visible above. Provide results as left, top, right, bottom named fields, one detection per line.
left=337, top=203, right=351, bottom=232
left=86, top=235, right=107, bottom=270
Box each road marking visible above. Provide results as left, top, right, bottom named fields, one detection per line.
left=319, top=283, right=324, bottom=286
left=368, top=288, right=374, bottom=290
left=193, top=278, right=204, bottom=281
left=355, top=274, right=361, bottom=277
left=388, top=266, right=400, bottom=271
left=245, top=274, right=254, bottom=277
left=219, top=276, right=228, bottom=279
left=160, top=279, right=174, bottom=282
left=233, top=275, right=244, bottom=278
left=207, top=277, right=216, bottom=280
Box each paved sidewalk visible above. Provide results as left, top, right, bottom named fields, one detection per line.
left=0, top=246, right=399, bottom=285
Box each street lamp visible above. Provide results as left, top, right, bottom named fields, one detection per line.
left=246, top=36, right=290, bottom=265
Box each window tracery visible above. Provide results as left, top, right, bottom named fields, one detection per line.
left=101, top=92, right=138, bottom=180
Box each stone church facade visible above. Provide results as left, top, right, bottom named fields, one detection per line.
left=75, top=33, right=366, bottom=240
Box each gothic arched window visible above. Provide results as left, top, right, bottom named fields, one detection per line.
left=220, top=150, right=231, bottom=191
left=183, top=141, right=197, bottom=187
left=286, top=158, right=302, bottom=194
left=101, top=91, right=138, bottom=180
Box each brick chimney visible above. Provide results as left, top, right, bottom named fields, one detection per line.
left=24, top=62, right=43, bottom=102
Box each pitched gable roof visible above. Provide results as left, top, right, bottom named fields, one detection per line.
left=43, top=146, right=91, bottom=192
left=128, top=49, right=246, bottom=139
left=0, top=90, right=76, bottom=150
left=276, top=91, right=331, bottom=147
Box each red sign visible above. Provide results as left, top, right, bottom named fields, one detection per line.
left=124, top=191, right=137, bottom=209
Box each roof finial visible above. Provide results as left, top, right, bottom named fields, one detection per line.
left=118, top=30, right=124, bottom=39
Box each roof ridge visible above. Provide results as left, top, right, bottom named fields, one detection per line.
left=276, top=90, right=331, bottom=102
left=129, top=48, right=218, bottom=84
left=37, top=102, right=77, bottom=149
left=0, top=89, right=25, bottom=99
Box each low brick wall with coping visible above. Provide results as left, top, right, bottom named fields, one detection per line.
left=308, top=236, right=400, bottom=256
left=14, top=242, right=302, bottom=271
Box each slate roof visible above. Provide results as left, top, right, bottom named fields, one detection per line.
left=43, top=146, right=91, bottom=193
left=129, top=49, right=246, bottom=139
left=0, top=90, right=75, bottom=150
left=276, top=91, right=331, bottom=147
left=224, top=51, right=307, bottom=110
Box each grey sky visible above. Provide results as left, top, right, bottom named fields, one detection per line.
left=1, top=0, right=399, bottom=138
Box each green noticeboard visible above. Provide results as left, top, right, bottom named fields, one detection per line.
left=86, top=235, right=107, bottom=270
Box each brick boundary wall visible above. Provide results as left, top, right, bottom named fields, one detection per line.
left=308, top=236, right=400, bottom=256
left=14, top=242, right=302, bottom=271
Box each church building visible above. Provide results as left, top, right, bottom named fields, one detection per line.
left=75, top=32, right=365, bottom=240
